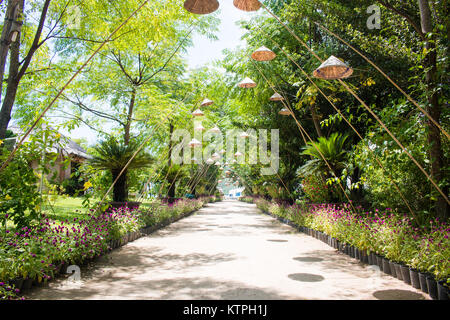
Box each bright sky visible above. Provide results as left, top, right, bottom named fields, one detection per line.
left=185, top=1, right=253, bottom=69
left=60, top=2, right=257, bottom=146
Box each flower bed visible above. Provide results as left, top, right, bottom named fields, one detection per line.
left=243, top=197, right=449, bottom=299
left=0, top=196, right=221, bottom=300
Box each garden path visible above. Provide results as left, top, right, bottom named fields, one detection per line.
left=27, top=200, right=429, bottom=300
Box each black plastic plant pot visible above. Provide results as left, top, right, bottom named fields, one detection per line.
left=367, top=253, right=373, bottom=265
left=418, top=272, right=429, bottom=294
left=361, top=251, right=369, bottom=264
left=376, top=255, right=383, bottom=269
left=389, top=261, right=397, bottom=278
left=409, top=269, right=421, bottom=289
left=426, top=276, right=438, bottom=300
left=400, top=265, right=411, bottom=284
left=354, top=248, right=359, bottom=260
left=369, top=253, right=376, bottom=266
left=437, top=281, right=449, bottom=300
left=382, top=258, right=391, bottom=275
left=10, top=278, right=24, bottom=291
left=22, top=278, right=33, bottom=291
left=394, top=263, right=403, bottom=281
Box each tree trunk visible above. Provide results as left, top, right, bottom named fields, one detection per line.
left=418, top=0, right=448, bottom=219
left=0, top=0, right=50, bottom=140
left=0, top=22, right=20, bottom=140
left=0, top=0, right=21, bottom=106
left=112, top=168, right=128, bottom=202
left=310, top=104, right=323, bottom=137
left=167, top=121, right=175, bottom=203
left=123, top=88, right=136, bottom=145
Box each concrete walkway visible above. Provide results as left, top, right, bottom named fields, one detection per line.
left=27, top=200, right=429, bottom=300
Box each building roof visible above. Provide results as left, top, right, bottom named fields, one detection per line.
left=7, top=125, right=91, bottom=160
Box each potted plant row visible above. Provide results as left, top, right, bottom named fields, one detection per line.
left=256, top=205, right=449, bottom=300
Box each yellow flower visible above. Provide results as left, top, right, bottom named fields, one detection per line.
left=83, top=181, right=93, bottom=190
left=5, top=194, right=12, bottom=201
left=0, top=139, right=3, bottom=146
left=55, top=133, right=61, bottom=139
left=363, top=78, right=376, bottom=87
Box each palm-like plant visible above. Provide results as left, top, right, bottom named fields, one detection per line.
left=90, top=137, right=153, bottom=202
left=298, top=133, right=349, bottom=178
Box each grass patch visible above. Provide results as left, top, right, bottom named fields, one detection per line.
left=42, top=196, right=95, bottom=221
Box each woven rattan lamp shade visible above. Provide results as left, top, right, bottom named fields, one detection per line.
left=209, top=126, right=221, bottom=133
left=201, top=98, right=214, bottom=107
left=184, top=0, right=219, bottom=15
left=194, top=124, right=205, bottom=131
left=188, top=138, right=202, bottom=147
left=238, top=77, right=256, bottom=88
left=279, top=108, right=291, bottom=116
left=269, top=92, right=284, bottom=101
left=212, top=152, right=220, bottom=160
left=192, top=109, right=204, bottom=117
left=233, top=0, right=261, bottom=11
left=251, top=46, right=276, bottom=61
left=313, top=55, right=353, bottom=80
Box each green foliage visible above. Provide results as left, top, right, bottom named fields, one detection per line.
left=300, top=133, right=349, bottom=176
left=0, top=147, right=41, bottom=229
left=89, top=137, right=153, bottom=202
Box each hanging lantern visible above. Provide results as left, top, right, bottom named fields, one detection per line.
left=195, top=124, right=205, bottom=131
left=232, top=159, right=237, bottom=164
left=238, top=77, right=257, bottom=88
left=279, top=108, right=291, bottom=116
left=209, top=126, right=221, bottom=133
left=212, top=152, right=220, bottom=160
left=313, top=55, right=353, bottom=80
left=218, top=180, right=223, bottom=183
left=224, top=162, right=229, bottom=166
left=220, top=149, right=226, bottom=154
left=201, top=98, right=214, bottom=107
left=206, top=158, right=214, bottom=165
left=233, top=0, right=261, bottom=11
left=184, top=0, right=219, bottom=15
left=192, top=109, right=204, bottom=117
left=188, top=138, right=202, bottom=147
left=251, top=46, right=276, bottom=61
left=192, top=156, right=198, bottom=162
left=215, top=161, right=221, bottom=166
left=219, top=167, right=223, bottom=170
left=270, top=92, right=284, bottom=101
left=240, top=132, right=249, bottom=139
left=234, top=151, right=243, bottom=157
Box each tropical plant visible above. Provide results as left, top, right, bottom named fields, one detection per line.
left=299, top=132, right=349, bottom=177
left=89, top=137, right=153, bottom=202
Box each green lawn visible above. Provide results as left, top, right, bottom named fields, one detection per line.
left=42, top=196, right=94, bottom=221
